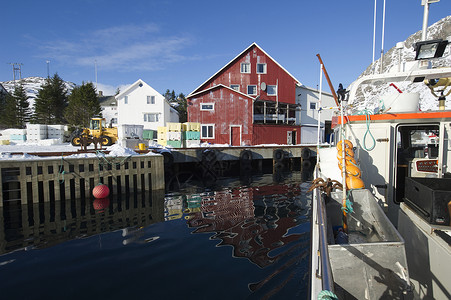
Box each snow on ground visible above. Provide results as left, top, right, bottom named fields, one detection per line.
left=0, top=141, right=160, bottom=160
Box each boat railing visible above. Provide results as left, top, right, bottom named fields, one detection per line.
left=314, top=186, right=335, bottom=294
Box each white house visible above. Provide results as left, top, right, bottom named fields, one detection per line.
left=115, top=79, right=179, bottom=132
left=98, top=94, right=118, bottom=127
left=296, top=85, right=336, bottom=144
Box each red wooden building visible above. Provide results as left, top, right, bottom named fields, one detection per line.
left=187, top=43, right=302, bottom=146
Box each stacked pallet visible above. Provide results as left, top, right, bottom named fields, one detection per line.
left=26, top=124, right=47, bottom=142
left=157, top=126, right=168, bottom=146
left=166, top=122, right=183, bottom=148
left=182, top=122, right=201, bottom=147
left=47, top=125, right=66, bottom=141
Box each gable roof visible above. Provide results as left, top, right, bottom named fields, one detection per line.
left=187, top=42, right=302, bottom=97
left=115, top=79, right=153, bottom=99
left=188, top=83, right=255, bottom=100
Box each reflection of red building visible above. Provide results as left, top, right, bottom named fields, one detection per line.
left=186, top=183, right=307, bottom=268
left=186, top=43, right=301, bottom=146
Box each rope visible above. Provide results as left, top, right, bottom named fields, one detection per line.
left=95, top=150, right=132, bottom=184
left=341, top=190, right=354, bottom=214
left=356, top=109, right=376, bottom=151
left=58, top=155, right=67, bottom=184
left=318, top=290, right=339, bottom=300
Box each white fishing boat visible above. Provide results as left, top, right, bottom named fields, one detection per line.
left=309, top=1, right=451, bottom=299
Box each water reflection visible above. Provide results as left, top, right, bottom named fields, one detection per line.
left=163, top=174, right=311, bottom=269
left=0, top=173, right=311, bottom=298
left=0, top=191, right=165, bottom=255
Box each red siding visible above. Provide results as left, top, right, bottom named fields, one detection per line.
left=188, top=87, right=253, bottom=145
left=253, top=124, right=300, bottom=145
left=195, top=45, right=297, bottom=104
left=187, top=43, right=300, bottom=146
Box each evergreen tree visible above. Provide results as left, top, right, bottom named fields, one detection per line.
left=65, top=82, right=102, bottom=128
left=13, top=83, right=31, bottom=128
left=2, top=94, right=18, bottom=128
left=33, top=73, right=68, bottom=124
left=0, top=89, right=7, bottom=128
left=164, top=89, right=187, bottom=122
left=176, top=93, right=187, bottom=123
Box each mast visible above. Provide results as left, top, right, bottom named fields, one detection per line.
left=421, top=0, right=440, bottom=41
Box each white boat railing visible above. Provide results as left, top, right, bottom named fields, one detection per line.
left=315, top=187, right=335, bottom=292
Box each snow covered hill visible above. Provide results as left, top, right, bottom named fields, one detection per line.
left=0, top=76, right=75, bottom=108
left=351, top=15, right=451, bottom=113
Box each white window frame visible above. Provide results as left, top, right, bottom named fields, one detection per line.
left=267, top=85, right=277, bottom=96
left=124, top=95, right=128, bottom=104
left=230, top=84, right=240, bottom=92
left=256, top=63, right=267, bottom=74
left=241, top=62, right=251, bottom=74
left=200, top=103, right=215, bottom=111
left=247, top=85, right=257, bottom=95
left=201, top=124, right=215, bottom=139
left=147, top=95, right=155, bottom=104
left=143, top=113, right=159, bottom=122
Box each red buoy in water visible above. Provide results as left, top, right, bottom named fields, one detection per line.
left=93, top=197, right=110, bottom=211
left=93, top=184, right=110, bottom=198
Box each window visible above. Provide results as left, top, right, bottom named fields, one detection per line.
left=231, top=84, right=240, bottom=92
left=241, top=63, right=251, bottom=73
left=201, top=103, right=214, bottom=111
left=201, top=124, right=215, bottom=139
left=143, top=113, right=159, bottom=122
left=247, top=85, right=257, bottom=95
left=124, top=96, right=128, bottom=104
left=267, top=85, right=277, bottom=96
left=256, top=63, right=267, bottom=74
left=147, top=95, right=155, bottom=104
left=310, top=102, right=317, bottom=110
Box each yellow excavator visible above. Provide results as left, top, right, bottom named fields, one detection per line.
left=71, top=117, right=118, bottom=146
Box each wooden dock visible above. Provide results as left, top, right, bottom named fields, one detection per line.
left=0, top=155, right=164, bottom=207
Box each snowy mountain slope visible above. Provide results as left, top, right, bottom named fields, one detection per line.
left=0, top=76, right=75, bottom=108
left=350, top=15, right=451, bottom=113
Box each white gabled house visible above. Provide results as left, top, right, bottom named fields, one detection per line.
left=115, top=79, right=179, bottom=131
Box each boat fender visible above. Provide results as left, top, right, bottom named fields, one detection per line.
left=202, top=149, right=216, bottom=162
left=345, top=164, right=361, bottom=177
left=337, top=147, right=354, bottom=158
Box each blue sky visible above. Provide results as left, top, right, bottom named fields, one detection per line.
left=2, top=0, right=450, bottom=96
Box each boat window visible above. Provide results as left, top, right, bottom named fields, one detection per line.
left=395, top=124, right=440, bottom=203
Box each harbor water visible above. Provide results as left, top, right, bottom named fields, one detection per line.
left=0, top=172, right=311, bottom=299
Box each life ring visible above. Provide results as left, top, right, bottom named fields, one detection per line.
left=273, top=149, right=285, bottom=162
left=301, top=148, right=311, bottom=159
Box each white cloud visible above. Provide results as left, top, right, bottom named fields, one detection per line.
left=35, top=24, right=195, bottom=72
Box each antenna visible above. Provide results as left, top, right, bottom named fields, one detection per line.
left=46, top=60, right=50, bottom=78
left=95, top=60, right=98, bottom=91
left=8, top=62, right=23, bottom=87
left=379, top=0, right=386, bottom=73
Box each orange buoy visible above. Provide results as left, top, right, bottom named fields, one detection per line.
left=93, top=184, right=110, bottom=198
left=345, top=164, right=361, bottom=177
left=346, top=176, right=364, bottom=189
left=337, top=140, right=353, bottom=151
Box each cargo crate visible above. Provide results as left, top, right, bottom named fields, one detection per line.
left=167, top=140, right=182, bottom=148
left=182, top=122, right=200, bottom=132
left=167, top=122, right=182, bottom=132
left=183, top=131, right=200, bottom=140
left=404, top=177, right=451, bottom=225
